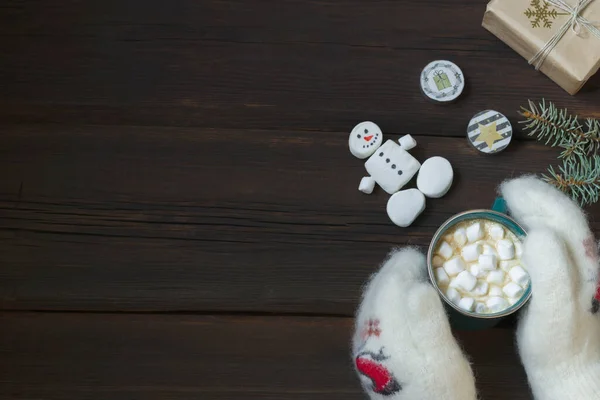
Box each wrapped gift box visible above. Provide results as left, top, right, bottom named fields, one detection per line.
left=483, top=0, right=600, bottom=94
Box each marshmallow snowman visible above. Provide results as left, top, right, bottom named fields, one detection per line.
left=358, top=131, right=423, bottom=227
left=349, top=121, right=453, bottom=227
left=349, top=121, right=422, bottom=196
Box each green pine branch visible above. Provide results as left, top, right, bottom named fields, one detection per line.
left=519, top=100, right=600, bottom=206
left=520, top=99, right=600, bottom=159
left=543, top=155, right=600, bottom=206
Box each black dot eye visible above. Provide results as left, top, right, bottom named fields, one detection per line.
left=392, top=164, right=396, bottom=169
left=379, top=152, right=384, bottom=157
left=386, top=158, right=390, bottom=163
left=398, top=170, right=403, bottom=175
left=364, top=129, right=368, bottom=134
left=357, top=134, right=361, bottom=139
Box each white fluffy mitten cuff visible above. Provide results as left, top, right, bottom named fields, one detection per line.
left=352, top=248, right=477, bottom=400
left=502, top=176, right=600, bottom=400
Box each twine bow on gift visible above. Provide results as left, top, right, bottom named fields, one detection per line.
left=529, top=0, right=600, bottom=69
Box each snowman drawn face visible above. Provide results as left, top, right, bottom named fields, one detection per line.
left=349, top=121, right=383, bottom=159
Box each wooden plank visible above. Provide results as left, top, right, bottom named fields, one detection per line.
left=0, top=313, right=532, bottom=399
left=0, top=1, right=598, bottom=131
left=1, top=124, right=598, bottom=313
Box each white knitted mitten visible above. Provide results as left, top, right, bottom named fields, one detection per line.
left=351, top=248, right=477, bottom=400
left=501, top=176, right=600, bottom=400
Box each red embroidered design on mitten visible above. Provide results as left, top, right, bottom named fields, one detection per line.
left=584, top=236, right=599, bottom=263
left=592, top=275, right=600, bottom=314
left=583, top=237, right=600, bottom=314
left=355, top=348, right=402, bottom=396
left=361, top=319, right=381, bottom=340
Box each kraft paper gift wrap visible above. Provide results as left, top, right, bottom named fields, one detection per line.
left=483, top=0, right=600, bottom=95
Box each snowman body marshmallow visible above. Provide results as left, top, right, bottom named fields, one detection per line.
left=365, top=140, right=421, bottom=194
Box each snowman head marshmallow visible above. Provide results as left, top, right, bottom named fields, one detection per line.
left=349, top=121, right=383, bottom=159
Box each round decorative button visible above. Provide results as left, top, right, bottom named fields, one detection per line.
left=467, top=110, right=513, bottom=154
left=420, top=60, right=465, bottom=103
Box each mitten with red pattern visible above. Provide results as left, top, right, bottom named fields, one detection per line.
left=351, top=248, right=477, bottom=400
left=501, top=176, right=600, bottom=400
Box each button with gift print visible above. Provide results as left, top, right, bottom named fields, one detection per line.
left=420, top=60, right=465, bottom=103
left=467, top=110, right=513, bottom=154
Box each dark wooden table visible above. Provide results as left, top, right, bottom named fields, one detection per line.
left=0, top=1, right=599, bottom=399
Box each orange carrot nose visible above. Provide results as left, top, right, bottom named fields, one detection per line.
left=364, top=135, right=373, bottom=141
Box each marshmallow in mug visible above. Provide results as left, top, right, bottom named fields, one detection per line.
left=433, top=219, right=529, bottom=314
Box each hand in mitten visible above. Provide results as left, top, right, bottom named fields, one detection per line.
left=501, top=176, right=600, bottom=400
left=351, top=248, right=477, bottom=400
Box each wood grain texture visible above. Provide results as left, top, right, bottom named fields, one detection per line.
left=1, top=1, right=599, bottom=398
left=0, top=0, right=598, bottom=132
left=1, top=124, right=597, bottom=313
left=0, top=313, right=532, bottom=400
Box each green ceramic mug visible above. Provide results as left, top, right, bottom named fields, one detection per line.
left=427, top=198, right=530, bottom=330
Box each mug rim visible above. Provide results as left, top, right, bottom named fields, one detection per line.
left=427, top=209, right=530, bottom=319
